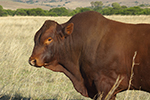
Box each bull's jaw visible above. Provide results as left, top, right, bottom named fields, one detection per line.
left=44, top=60, right=64, bottom=72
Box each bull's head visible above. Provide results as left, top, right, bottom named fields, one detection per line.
left=29, top=20, right=74, bottom=71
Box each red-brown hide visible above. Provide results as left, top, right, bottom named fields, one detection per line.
left=29, top=11, right=150, bottom=100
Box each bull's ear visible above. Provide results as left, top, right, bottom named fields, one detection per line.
left=64, top=23, right=74, bottom=35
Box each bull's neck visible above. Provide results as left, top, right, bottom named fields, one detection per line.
left=56, top=35, right=88, bottom=96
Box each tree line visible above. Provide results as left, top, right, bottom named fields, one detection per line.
left=0, top=1, right=150, bottom=16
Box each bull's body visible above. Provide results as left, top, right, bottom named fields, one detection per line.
left=29, top=11, right=150, bottom=99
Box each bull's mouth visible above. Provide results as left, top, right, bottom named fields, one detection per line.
left=32, top=64, right=43, bottom=68
left=34, top=63, right=51, bottom=68
left=32, top=63, right=51, bottom=68
left=43, top=63, right=50, bottom=67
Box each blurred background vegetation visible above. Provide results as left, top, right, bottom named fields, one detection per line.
left=0, top=1, right=150, bottom=16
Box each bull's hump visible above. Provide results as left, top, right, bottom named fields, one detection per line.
left=68, top=11, right=104, bottom=23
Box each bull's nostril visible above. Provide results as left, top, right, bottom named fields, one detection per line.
left=29, top=59, right=36, bottom=66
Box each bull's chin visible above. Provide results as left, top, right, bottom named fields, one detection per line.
left=34, top=65, right=43, bottom=68
left=33, top=63, right=48, bottom=68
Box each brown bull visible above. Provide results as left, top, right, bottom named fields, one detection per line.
left=29, top=11, right=150, bottom=99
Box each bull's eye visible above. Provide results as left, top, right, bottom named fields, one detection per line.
left=44, top=37, right=53, bottom=45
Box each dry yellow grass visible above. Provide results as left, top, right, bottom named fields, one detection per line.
left=0, top=15, right=150, bottom=100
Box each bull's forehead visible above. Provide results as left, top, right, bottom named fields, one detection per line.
left=34, top=20, right=57, bottom=43
left=41, top=20, right=57, bottom=33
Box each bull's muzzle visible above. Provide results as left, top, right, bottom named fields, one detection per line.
left=29, top=57, right=46, bottom=67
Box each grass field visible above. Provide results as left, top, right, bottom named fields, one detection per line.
left=0, top=15, right=150, bottom=100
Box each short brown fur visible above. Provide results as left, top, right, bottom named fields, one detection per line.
left=29, top=11, right=150, bottom=99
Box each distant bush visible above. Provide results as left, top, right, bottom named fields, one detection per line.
left=27, top=8, right=45, bottom=16
left=78, top=8, right=92, bottom=13
left=5, top=9, right=15, bottom=16
left=49, top=7, right=69, bottom=16
left=0, top=5, right=8, bottom=16
left=15, top=9, right=27, bottom=16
